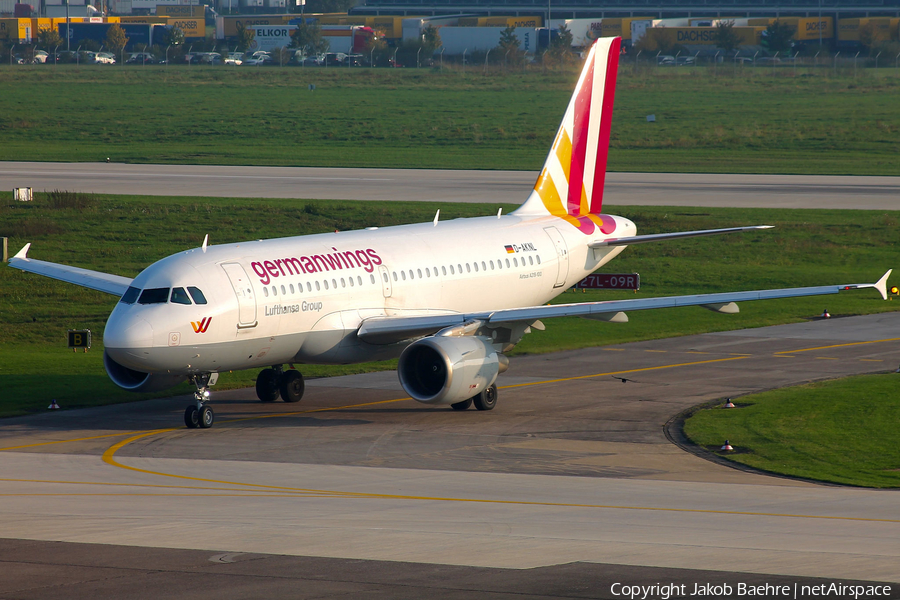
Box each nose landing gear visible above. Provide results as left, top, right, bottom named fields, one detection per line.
left=255, top=365, right=305, bottom=403
left=184, top=373, right=217, bottom=429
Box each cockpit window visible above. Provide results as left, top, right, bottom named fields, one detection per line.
left=188, top=287, right=208, bottom=305
left=170, top=287, right=192, bottom=305
left=138, top=288, right=170, bottom=304
left=120, top=286, right=140, bottom=304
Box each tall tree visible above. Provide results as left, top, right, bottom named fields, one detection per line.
left=36, top=26, right=62, bottom=50
left=421, top=24, right=441, bottom=55
left=498, top=25, right=524, bottom=66
left=105, top=23, right=129, bottom=57
left=712, top=20, right=741, bottom=53
left=761, top=20, right=796, bottom=53
left=290, top=21, right=329, bottom=55
left=235, top=21, right=255, bottom=52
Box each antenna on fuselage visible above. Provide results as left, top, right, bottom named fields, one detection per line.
left=433, top=210, right=440, bottom=226
left=497, top=208, right=502, bottom=218
left=201, top=234, right=209, bottom=253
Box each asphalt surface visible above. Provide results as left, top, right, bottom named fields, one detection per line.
left=2, top=312, right=899, bottom=599
left=3, top=162, right=899, bottom=209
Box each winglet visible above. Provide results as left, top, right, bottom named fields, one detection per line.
left=874, top=269, right=892, bottom=300
left=13, top=243, right=31, bottom=260
left=202, top=234, right=209, bottom=252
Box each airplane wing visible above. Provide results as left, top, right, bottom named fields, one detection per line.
left=7, top=244, right=132, bottom=297
left=357, top=270, right=893, bottom=345
left=589, top=225, right=773, bottom=248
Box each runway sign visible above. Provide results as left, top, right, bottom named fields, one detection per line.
left=575, top=273, right=640, bottom=290
left=67, top=329, right=91, bottom=351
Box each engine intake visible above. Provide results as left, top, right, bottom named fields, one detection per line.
left=104, top=350, right=186, bottom=393
left=398, top=336, right=500, bottom=404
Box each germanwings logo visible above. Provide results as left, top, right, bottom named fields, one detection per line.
left=191, top=317, right=212, bottom=333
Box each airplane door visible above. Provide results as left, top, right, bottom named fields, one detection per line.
left=221, top=263, right=258, bottom=328
left=543, top=226, right=569, bottom=288
left=378, top=265, right=392, bottom=298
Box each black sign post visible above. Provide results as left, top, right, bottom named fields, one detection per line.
left=67, top=329, right=92, bottom=353
left=574, top=273, right=640, bottom=292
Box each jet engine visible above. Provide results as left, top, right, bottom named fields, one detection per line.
left=104, top=350, right=187, bottom=393
left=398, top=335, right=502, bottom=404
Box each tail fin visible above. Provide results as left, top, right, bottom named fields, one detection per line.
left=515, top=37, right=621, bottom=231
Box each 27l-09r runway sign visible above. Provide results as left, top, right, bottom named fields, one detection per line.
left=575, top=273, right=640, bottom=290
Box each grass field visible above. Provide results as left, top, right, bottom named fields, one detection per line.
left=0, top=66, right=898, bottom=174
left=683, top=373, right=900, bottom=488
left=1, top=192, right=897, bottom=417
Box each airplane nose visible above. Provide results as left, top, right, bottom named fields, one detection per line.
left=104, top=314, right=153, bottom=350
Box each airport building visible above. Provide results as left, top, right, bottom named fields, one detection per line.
left=351, top=0, right=900, bottom=19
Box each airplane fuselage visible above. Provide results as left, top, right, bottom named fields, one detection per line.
left=104, top=212, right=635, bottom=377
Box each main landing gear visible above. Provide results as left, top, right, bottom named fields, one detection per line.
left=256, top=365, right=305, bottom=404
left=451, top=384, right=497, bottom=411
left=184, top=373, right=218, bottom=429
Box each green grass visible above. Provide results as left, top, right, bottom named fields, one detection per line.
left=0, top=66, right=898, bottom=174
left=1, top=192, right=898, bottom=417
left=683, top=373, right=900, bottom=488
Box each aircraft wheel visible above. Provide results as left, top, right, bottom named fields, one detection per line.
left=451, top=398, right=472, bottom=411
left=198, top=405, right=215, bottom=428
left=184, top=405, right=200, bottom=428
left=473, top=385, right=497, bottom=411
left=256, top=368, right=281, bottom=402
left=280, top=370, right=304, bottom=403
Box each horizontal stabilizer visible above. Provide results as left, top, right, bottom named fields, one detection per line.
left=589, top=226, right=774, bottom=248
left=8, top=245, right=132, bottom=297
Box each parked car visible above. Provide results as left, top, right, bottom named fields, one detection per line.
left=126, top=52, right=155, bottom=64
left=199, top=52, right=222, bottom=65
left=656, top=55, right=675, bottom=65
left=95, top=52, right=116, bottom=64
left=675, top=55, right=696, bottom=66
left=242, top=53, right=273, bottom=66
left=224, top=52, right=243, bottom=65
left=302, top=54, right=325, bottom=66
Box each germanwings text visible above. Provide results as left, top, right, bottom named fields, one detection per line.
left=251, top=247, right=383, bottom=285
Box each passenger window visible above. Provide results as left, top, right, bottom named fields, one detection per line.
left=513, top=258, right=518, bottom=267
left=138, top=288, right=169, bottom=304
left=332, top=279, right=337, bottom=289
left=450, top=265, right=455, bottom=275
left=442, top=266, right=447, bottom=276
left=290, top=284, right=295, bottom=294
left=349, top=277, right=354, bottom=287
left=417, top=268, right=422, bottom=278
left=466, top=263, right=471, bottom=273
left=315, top=281, right=321, bottom=291
left=473, top=263, right=478, bottom=272
left=263, top=287, right=269, bottom=297
left=272, top=286, right=278, bottom=296
left=393, top=272, right=398, bottom=281
left=458, top=264, right=462, bottom=273
left=401, top=271, right=406, bottom=281
left=341, top=278, right=346, bottom=288
left=383, top=273, right=388, bottom=282
left=536, top=255, right=541, bottom=265
left=482, top=261, right=486, bottom=271
left=120, top=286, right=140, bottom=304
left=490, top=261, right=494, bottom=270
left=529, top=256, right=534, bottom=265
left=505, top=259, right=511, bottom=268
left=307, top=282, right=312, bottom=292
left=170, top=287, right=192, bottom=305
left=324, top=280, right=329, bottom=290
left=409, top=270, right=414, bottom=279
left=281, top=285, right=286, bottom=295
left=188, top=287, right=208, bottom=305
left=426, top=268, right=431, bottom=277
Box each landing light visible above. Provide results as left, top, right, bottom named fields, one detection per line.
left=892, top=286, right=899, bottom=295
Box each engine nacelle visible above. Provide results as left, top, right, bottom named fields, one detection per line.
left=398, top=335, right=499, bottom=404
left=103, top=350, right=186, bottom=393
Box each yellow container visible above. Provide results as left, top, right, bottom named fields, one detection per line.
left=157, top=5, right=206, bottom=18
left=167, top=17, right=205, bottom=38
left=794, top=17, right=833, bottom=41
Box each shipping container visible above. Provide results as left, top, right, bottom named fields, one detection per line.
left=646, top=26, right=764, bottom=47
left=216, top=14, right=289, bottom=38
left=436, top=26, right=540, bottom=54
left=167, top=17, right=204, bottom=38
left=0, top=17, right=31, bottom=41
left=838, top=17, right=895, bottom=42
left=319, top=24, right=374, bottom=54
left=549, top=18, right=601, bottom=46
left=600, top=17, right=653, bottom=42
left=59, top=22, right=165, bottom=48
left=118, top=15, right=166, bottom=24
left=157, top=5, right=206, bottom=18
left=793, top=17, right=834, bottom=41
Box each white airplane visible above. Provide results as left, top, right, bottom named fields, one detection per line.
left=9, top=37, right=891, bottom=429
